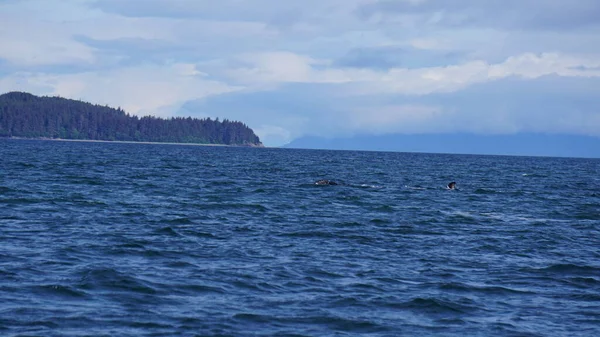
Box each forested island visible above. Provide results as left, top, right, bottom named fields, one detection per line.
left=0, top=91, right=262, bottom=146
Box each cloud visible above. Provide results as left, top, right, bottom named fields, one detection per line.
left=348, top=104, right=447, bottom=133
left=0, top=63, right=240, bottom=117
left=223, top=51, right=600, bottom=95
left=333, top=46, right=464, bottom=69
left=357, top=0, right=600, bottom=31
left=0, top=0, right=279, bottom=68
left=92, top=0, right=366, bottom=26
left=379, top=75, right=600, bottom=136
left=0, top=3, right=96, bottom=67
left=353, top=0, right=600, bottom=63
left=225, top=52, right=319, bottom=84
left=252, top=125, right=293, bottom=147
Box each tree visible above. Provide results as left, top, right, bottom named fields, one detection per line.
left=0, top=91, right=263, bottom=146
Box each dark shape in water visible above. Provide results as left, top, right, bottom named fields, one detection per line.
left=315, top=179, right=339, bottom=186
left=447, top=182, right=456, bottom=190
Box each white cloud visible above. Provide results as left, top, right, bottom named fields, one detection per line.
left=348, top=104, right=446, bottom=133
left=489, top=53, right=600, bottom=79
left=226, top=52, right=317, bottom=84
left=358, top=0, right=600, bottom=31
left=253, top=125, right=293, bottom=146
left=0, top=63, right=241, bottom=117
left=224, top=51, right=600, bottom=95
left=0, top=0, right=278, bottom=68
left=0, top=9, right=97, bottom=66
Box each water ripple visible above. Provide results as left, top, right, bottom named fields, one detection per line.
left=1, top=139, right=599, bottom=336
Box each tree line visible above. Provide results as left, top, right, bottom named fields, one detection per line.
left=0, top=91, right=262, bottom=146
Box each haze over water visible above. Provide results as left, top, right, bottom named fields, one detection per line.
left=1, top=139, right=599, bottom=336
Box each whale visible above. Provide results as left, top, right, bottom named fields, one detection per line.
left=447, top=181, right=456, bottom=190
left=315, top=179, right=339, bottom=186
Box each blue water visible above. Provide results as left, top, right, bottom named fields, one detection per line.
left=1, top=139, right=599, bottom=336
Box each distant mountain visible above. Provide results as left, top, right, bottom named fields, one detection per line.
left=283, top=133, right=600, bottom=158
left=0, top=91, right=262, bottom=146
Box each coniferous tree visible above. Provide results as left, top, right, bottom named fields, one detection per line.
left=0, top=92, right=262, bottom=146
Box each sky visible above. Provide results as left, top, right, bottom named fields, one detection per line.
left=1, top=0, right=599, bottom=147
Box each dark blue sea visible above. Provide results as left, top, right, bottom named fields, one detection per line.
left=1, top=139, right=599, bottom=337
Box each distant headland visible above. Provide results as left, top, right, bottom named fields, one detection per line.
left=0, top=91, right=263, bottom=147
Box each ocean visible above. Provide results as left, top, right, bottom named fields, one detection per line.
left=1, top=139, right=599, bottom=336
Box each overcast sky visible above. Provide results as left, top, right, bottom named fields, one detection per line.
left=1, top=0, right=599, bottom=146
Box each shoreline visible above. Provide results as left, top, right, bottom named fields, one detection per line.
left=2, top=137, right=265, bottom=148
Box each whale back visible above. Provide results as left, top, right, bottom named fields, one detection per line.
left=315, top=179, right=338, bottom=185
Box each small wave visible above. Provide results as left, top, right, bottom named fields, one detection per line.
left=207, top=180, right=237, bottom=186
left=305, top=267, right=344, bottom=279
left=154, top=226, right=180, bottom=236
left=165, top=217, right=194, bottom=225
left=120, top=211, right=146, bottom=217
left=0, top=186, right=15, bottom=193
left=309, top=181, right=383, bottom=189
left=319, top=316, right=388, bottom=334
left=123, top=321, right=175, bottom=330
left=233, top=225, right=254, bottom=233
left=574, top=208, right=600, bottom=220
left=117, top=241, right=148, bottom=250
left=479, top=212, right=543, bottom=224
left=357, top=184, right=384, bottom=189
left=78, top=267, right=158, bottom=294
left=439, top=282, right=534, bottom=295
left=374, top=205, right=395, bottom=213
left=404, top=185, right=426, bottom=190
left=2, top=196, right=45, bottom=204
left=200, top=202, right=268, bottom=212
left=70, top=177, right=104, bottom=186
left=128, top=173, right=152, bottom=180
left=233, top=313, right=388, bottom=334
left=535, top=263, right=600, bottom=275
left=334, top=221, right=363, bottom=228
left=67, top=198, right=108, bottom=207
left=329, top=296, right=365, bottom=307
left=160, top=163, right=184, bottom=170
left=244, top=203, right=269, bottom=212
left=385, top=225, right=445, bottom=236
left=188, top=231, right=219, bottom=239
left=566, top=293, right=600, bottom=302
left=280, top=231, right=337, bottom=239
left=233, top=313, right=274, bottom=323
left=370, top=218, right=391, bottom=224
left=0, top=214, right=23, bottom=221
left=1, top=316, right=59, bottom=329
left=373, top=277, right=422, bottom=285
left=230, top=279, right=263, bottom=292
left=346, top=282, right=386, bottom=293
left=566, top=276, right=600, bottom=285
left=521, top=173, right=548, bottom=178
left=441, top=210, right=479, bottom=223
left=15, top=162, right=37, bottom=168
left=30, top=284, right=89, bottom=299
left=474, top=188, right=498, bottom=194
left=388, top=297, right=478, bottom=315
left=179, top=284, right=227, bottom=295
